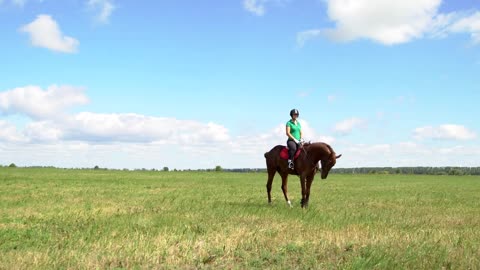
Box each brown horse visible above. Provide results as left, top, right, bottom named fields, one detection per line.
left=264, top=142, right=342, bottom=208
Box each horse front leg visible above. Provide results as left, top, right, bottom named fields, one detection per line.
left=280, top=173, right=292, bottom=208
left=299, top=176, right=307, bottom=208
left=304, top=174, right=314, bottom=208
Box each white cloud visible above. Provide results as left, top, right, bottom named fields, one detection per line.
left=346, top=143, right=391, bottom=157
left=326, top=0, right=441, bottom=45
left=414, top=125, right=477, bottom=141
left=336, top=141, right=480, bottom=168
left=3, top=107, right=479, bottom=168
left=88, top=0, right=115, bottom=23
left=0, top=85, right=231, bottom=146
left=0, top=108, right=237, bottom=169
left=244, top=0, right=265, bottom=16
left=0, top=141, right=242, bottom=170
left=243, top=0, right=290, bottom=16
left=24, top=121, right=63, bottom=142
left=252, top=119, right=336, bottom=145
left=20, top=14, right=79, bottom=53
left=317, top=135, right=336, bottom=145
left=299, top=119, right=335, bottom=143
left=13, top=112, right=231, bottom=145
left=428, top=12, right=458, bottom=38
left=0, top=85, right=89, bottom=119
left=297, top=29, right=322, bottom=47
left=64, top=112, right=231, bottom=144
left=3, top=138, right=479, bottom=169
left=3, top=83, right=479, bottom=169
left=298, top=0, right=480, bottom=46
left=0, top=120, right=27, bottom=143
left=0, top=118, right=255, bottom=169
left=447, top=11, right=480, bottom=45
left=333, top=117, right=367, bottom=135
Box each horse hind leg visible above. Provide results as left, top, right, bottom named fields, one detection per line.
left=266, top=167, right=276, bottom=204
left=280, top=173, right=292, bottom=208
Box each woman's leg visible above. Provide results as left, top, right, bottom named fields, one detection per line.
left=287, top=140, right=297, bottom=161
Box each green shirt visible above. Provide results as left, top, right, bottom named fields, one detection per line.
left=286, top=120, right=301, bottom=140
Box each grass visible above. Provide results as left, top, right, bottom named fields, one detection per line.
left=1, top=168, right=480, bottom=269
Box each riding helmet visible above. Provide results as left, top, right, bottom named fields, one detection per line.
left=290, top=109, right=299, bottom=117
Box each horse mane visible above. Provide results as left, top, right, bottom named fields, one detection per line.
left=305, top=142, right=335, bottom=160
left=325, top=143, right=336, bottom=159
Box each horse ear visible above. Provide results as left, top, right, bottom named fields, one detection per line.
left=336, top=154, right=342, bottom=159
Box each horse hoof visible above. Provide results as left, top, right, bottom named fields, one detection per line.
left=287, top=201, right=293, bottom=208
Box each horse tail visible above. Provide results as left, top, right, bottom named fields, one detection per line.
left=264, top=152, right=268, bottom=158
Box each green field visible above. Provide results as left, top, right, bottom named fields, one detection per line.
left=1, top=168, right=480, bottom=269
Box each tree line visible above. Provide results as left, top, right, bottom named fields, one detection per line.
left=331, top=167, right=480, bottom=175
left=221, top=167, right=480, bottom=175
left=225, top=167, right=480, bottom=175
left=3, top=164, right=480, bottom=175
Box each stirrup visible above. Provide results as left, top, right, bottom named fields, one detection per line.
left=288, top=160, right=294, bottom=169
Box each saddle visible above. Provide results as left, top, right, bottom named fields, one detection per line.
left=279, top=147, right=302, bottom=160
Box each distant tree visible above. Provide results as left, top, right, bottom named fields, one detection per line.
left=215, top=165, right=223, bottom=172
left=8, top=163, right=17, bottom=168
left=93, top=165, right=100, bottom=170
left=448, top=168, right=463, bottom=176
left=163, top=167, right=169, bottom=172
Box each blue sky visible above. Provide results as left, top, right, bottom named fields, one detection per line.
left=0, top=0, right=479, bottom=169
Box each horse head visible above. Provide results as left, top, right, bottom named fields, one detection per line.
left=320, top=153, right=342, bottom=179
left=315, top=143, right=342, bottom=179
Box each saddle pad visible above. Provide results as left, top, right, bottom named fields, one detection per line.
left=280, top=147, right=302, bottom=160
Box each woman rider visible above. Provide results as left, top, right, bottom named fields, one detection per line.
left=286, top=109, right=303, bottom=169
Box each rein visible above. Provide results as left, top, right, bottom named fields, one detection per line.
left=300, top=143, right=318, bottom=169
